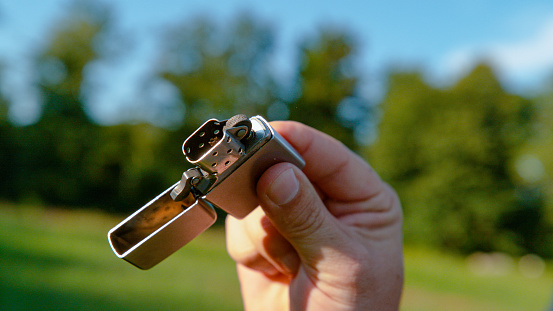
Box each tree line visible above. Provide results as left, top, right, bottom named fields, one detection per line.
left=1, top=2, right=552, bottom=258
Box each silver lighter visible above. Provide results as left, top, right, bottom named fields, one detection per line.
left=108, top=115, right=305, bottom=269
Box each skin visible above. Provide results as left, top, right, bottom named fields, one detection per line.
left=226, top=121, right=404, bottom=311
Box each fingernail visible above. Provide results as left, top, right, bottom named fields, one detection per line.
left=277, top=252, right=300, bottom=276
left=260, top=263, right=280, bottom=277
left=267, top=168, right=299, bottom=205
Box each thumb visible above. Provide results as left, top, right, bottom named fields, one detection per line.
left=256, top=162, right=346, bottom=263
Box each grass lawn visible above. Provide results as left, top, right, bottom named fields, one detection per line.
left=0, top=204, right=243, bottom=311
left=1, top=203, right=552, bottom=310
left=402, top=247, right=553, bottom=311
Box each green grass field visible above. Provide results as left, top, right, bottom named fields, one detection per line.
left=1, top=204, right=552, bottom=310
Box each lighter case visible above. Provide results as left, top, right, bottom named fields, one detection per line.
left=108, top=115, right=305, bottom=269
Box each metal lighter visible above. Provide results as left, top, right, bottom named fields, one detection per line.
left=108, top=115, right=305, bottom=269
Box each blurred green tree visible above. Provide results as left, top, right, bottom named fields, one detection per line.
left=86, top=123, right=172, bottom=212
left=17, top=1, right=115, bottom=206
left=288, top=29, right=367, bottom=151
left=20, top=1, right=172, bottom=212
left=158, top=14, right=276, bottom=132
left=0, top=64, right=18, bottom=199
left=534, top=81, right=553, bottom=209
left=512, top=80, right=553, bottom=256
left=369, top=64, right=540, bottom=256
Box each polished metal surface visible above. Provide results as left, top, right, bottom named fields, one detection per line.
left=108, top=184, right=216, bottom=269
left=108, top=115, right=304, bottom=269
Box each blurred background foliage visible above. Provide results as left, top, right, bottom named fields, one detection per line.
left=1, top=1, right=553, bottom=261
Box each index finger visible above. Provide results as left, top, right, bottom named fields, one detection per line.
left=270, top=121, right=385, bottom=203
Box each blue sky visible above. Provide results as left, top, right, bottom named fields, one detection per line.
left=2, top=0, right=553, bottom=124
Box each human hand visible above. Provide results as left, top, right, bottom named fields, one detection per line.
left=225, top=121, right=403, bottom=311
